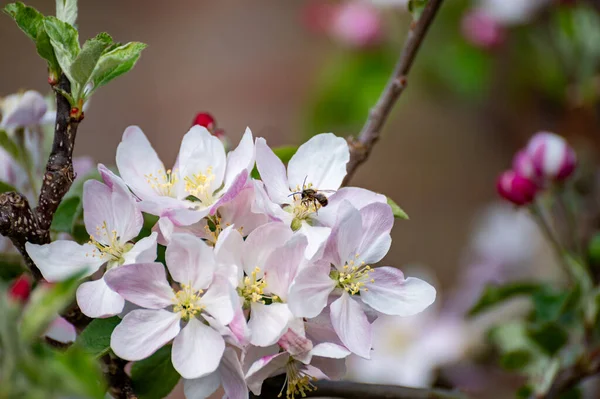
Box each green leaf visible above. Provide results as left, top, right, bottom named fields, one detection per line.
left=74, top=316, right=120, bottom=357
left=52, top=346, right=105, bottom=399
left=387, top=197, right=409, bottom=220
left=0, top=181, right=18, bottom=194
left=70, top=33, right=113, bottom=99
left=55, top=0, right=77, bottom=26
left=43, top=16, right=80, bottom=83
left=408, top=0, right=428, bottom=21
left=0, top=130, right=22, bottom=164
left=500, top=350, right=532, bottom=371
left=50, top=196, right=81, bottom=233
left=531, top=289, right=570, bottom=324
left=273, top=146, right=297, bottom=164
left=20, top=273, right=81, bottom=341
left=89, top=41, right=147, bottom=93
left=3, top=2, right=44, bottom=41
left=469, top=282, right=543, bottom=317
left=527, top=323, right=568, bottom=356
left=0, top=253, right=25, bottom=279
left=131, top=345, right=180, bottom=399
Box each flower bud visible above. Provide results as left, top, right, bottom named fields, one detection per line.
left=511, top=149, right=536, bottom=181
left=192, top=112, right=216, bottom=131
left=526, top=132, right=577, bottom=182
left=8, top=274, right=31, bottom=303
left=461, top=9, right=505, bottom=49
left=496, top=170, right=537, bottom=205
left=330, top=1, right=382, bottom=48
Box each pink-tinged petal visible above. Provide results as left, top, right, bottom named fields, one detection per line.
left=156, top=216, right=174, bottom=245
left=243, top=223, right=293, bottom=276
left=122, top=232, right=158, bottom=265
left=83, top=180, right=114, bottom=241
left=255, top=138, right=291, bottom=205
left=214, top=225, right=244, bottom=271
left=248, top=302, right=293, bottom=347
left=183, top=372, right=220, bottom=399
left=228, top=306, right=251, bottom=347
left=325, top=201, right=361, bottom=268
left=310, top=357, right=347, bottom=380
left=219, top=347, right=248, bottom=399
left=26, top=241, right=104, bottom=282
left=165, top=207, right=210, bottom=228
left=97, top=163, right=127, bottom=192
left=172, top=317, right=225, bottom=379
left=288, top=266, right=335, bottom=318
left=45, top=317, right=76, bottom=344
left=105, top=263, right=174, bottom=309
left=110, top=175, right=143, bottom=242
left=219, top=184, right=269, bottom=236
left=264, top=234, right=307, bottom=300
left=210, top=172, right=248, bottom=215
left=310, top=343, right=351, bottom=359
left=137, top=196, right=190, bottom=218
left=166, top=233, right=216, bottom=290
left=297, top=223, right=331, bottom=260
left=287, top=133, right=349, bottom=192
left=250, top=179, right=290, bottom=221
left=330, top=292, right=372, bottom=359
left=362, top=267, right=436, bottom=316
left=223, top=127, right=255, bottom=192
left=111, top=309, right=181, bottom=361
left=116, top=126, right=166, bottom=200
left=245, top=352, right=290, bottom=395
left=278, top=326, right=313, bottom=356
left=201, top=275, right=236, bottom=326
left=177, top=125, right=226, bottom=196
left=73, top=157, right=95, bottom=180
left=76, top=275, right=125, bottom=318
left=356, top=202, right=393, bottom=264
left=1, top=90, right=47, bottom=128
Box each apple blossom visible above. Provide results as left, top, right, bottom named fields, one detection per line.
left=106, top=233, right=238, bottom=379
left=115, top=125, right=254, bottom=241
left=183, top=348, right=247, bottom=399
left=288, top=201, right=436, bottom=358
left=0, top=90, right=48, bottom=131
left=26, top=171, right=158, bottom=318
left=255, top=133, right=385, bottom=258
left=213, top=223, right=307, bottom=347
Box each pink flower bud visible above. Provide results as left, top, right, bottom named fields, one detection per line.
left=496, top=170, right=538, bottom=205
left=526, top=132, right=577, bottom=182
left=8, top=274, right=31, bottom=303
left=512, top=150, right=537, bottom=181
left=192, top=112, right=216, bottom=130
left=461, top=9, right=505, bottom=49
left=330, top=2, right=383, bottom=48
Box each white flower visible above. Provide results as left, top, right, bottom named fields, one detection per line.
left=0, top=90, right=48, bottom=131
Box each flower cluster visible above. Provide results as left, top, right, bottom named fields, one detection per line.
left=25, top=124, right=436, bottom=399
left=497, top=131, right=577, bottom=206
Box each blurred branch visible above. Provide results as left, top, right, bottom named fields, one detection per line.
left=343, top=0, right=445, bottom=185
left=102, top=355, right=137, bottom=399
left=537, top=348, right=600, bottom=399
left=253, top=377, right=470, bottom=399
left=0, top=74, right=81, bottom=279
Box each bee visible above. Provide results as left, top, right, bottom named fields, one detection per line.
left=289, top=176, right=335, bottom=213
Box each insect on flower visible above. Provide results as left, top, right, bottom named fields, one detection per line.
left=289, top=176, right=336, bottom=213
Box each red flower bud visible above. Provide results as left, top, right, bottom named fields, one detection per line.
left=8, top=274, right=31, bottom=303
left=512, top=149, right=537, bottom=182
left=192, top=112, right=216, bottom=130
left=526, top=132, right=577, bottom=182
left=497, top=170, right=538, bottom=206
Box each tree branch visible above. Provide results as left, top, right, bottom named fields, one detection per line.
left=101, top=355, right=138, bottom=399
left=536, top=348, right=600, bottom=399
left=343, top=0, right=445, bottom=185
left=253, top=376, right=469, bottom=399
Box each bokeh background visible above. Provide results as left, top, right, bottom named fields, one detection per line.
left=2, top=0, right=600, bottom=397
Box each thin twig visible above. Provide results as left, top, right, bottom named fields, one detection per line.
left=253, top=377, right=470, bottom=399
left=342, top=0, right=445, bottom=185
left=536, top=348, right=600, bottom=399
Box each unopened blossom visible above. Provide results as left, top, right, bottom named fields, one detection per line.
left=115, top=125, right=254, bottom=241
left=526, top=131, right=577, bottom=182
left=26, top=170, right=158, bottom=318
left=0, top=90, right=48, bottom=130
left=330, top=1, right=383, bottom=48
left=496, top=170, right=537, bottom=205
left=213, top=223, right=307, bottom=347
left=106, top=234, right=237, bottom=379
left=183, top=348, right=247, bottom=399
left=245, top=320, right=350, bottom=398
left=288, top=202, right=436, bottom=358
left=461, top=9, right=505, bottom=48
left=511, top=150, right=536, bottom=182
left=192, top=112, right=228, bottom=148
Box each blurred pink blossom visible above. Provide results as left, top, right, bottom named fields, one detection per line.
left=461, top=9, right=505, bottom=48
left=331, top=2, right=383, bottom=48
